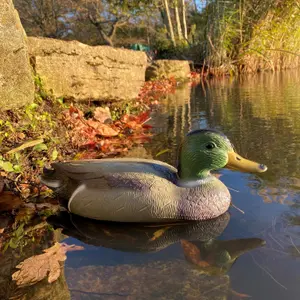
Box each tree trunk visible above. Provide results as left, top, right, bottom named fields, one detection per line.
left=174, top=0, right=183, bottom=40
left=193, top=0, right=198, bottom=12
left=181, top=0, right=188, bottom=40
left=88, top=13, right=116, bottom=46
left=163, top=0, right=176, bottom=46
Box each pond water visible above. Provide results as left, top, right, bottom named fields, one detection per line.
left=4, top=70, right=300, bottom=300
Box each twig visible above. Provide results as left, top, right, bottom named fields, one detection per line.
left=228, top=187, right=240, bottom=193
left=268, top=233, right=284, bottom=249
left=69, top=289, right=129, bottom=297
left=201, top=59, right=206, bottom=78
left=290, top=236, right=300, bottom=255
left=250, top=253, right=287, bottom=290
left=202, top=283, right=228, bottom=296
left=231, top=202, right=245, bottom=214
left=259, top=247, right=288, bottom=256
left=6, top=139, right=44, bottom=155
left=141, top=117, right=152, bottom=125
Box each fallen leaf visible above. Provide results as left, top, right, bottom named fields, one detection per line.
left=181, top=240, right=201, bottom=265
left=149, top=226, right=171, bottom=241
left=213, top=173, right=223, bottom=179
left=0, top=176, right=4, bottom=194
left=101, top=228, right=114, bottom=237
left=6, top=139, right=44, bottom=155
left=60, top=243, right=84, bottom=252
left=0, top=192, right=22, bottom=212
left=94, top=107, right=112, bottom=123
left=0, top=215, right=10, bottom=234
left=87, top=120, right=119, bottom=137
left=12, top=242, right=84, bottom=287
left=230, top=289, right=251, bottom=298
left=156, top=149, right=171, bottom=157
left=181, top=240, right=211, bottom=268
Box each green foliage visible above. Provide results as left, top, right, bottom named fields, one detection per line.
left=0, top=155, right=22, bottom=173
left=0, top=75, right=70, bottom=197
left=242, top=0, right=300, bottom=71
left=189, top=0, right=300, bottom=72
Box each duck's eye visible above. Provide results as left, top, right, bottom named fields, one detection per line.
left=205, top=142, right=216, bottom=150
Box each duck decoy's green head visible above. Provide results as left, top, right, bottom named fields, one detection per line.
left=178, top=129, right=267, bottom=180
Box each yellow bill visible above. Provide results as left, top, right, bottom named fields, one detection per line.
left=225, top=151, right=267, bottom=173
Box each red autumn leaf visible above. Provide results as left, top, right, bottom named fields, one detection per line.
left=135, top=111, right=150, bottom=124
left=126, top=121, right=140, bottom=129
left=120, top=114, right=130, bottom=123
left=142, top=124, right=153, bottom=129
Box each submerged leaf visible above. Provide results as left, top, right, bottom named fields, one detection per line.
left=230, top=289, right=251, bottom=298
left=181, top=240, right=201, bottom=264
left=12, top=242, right=84, bottom=287
left=149, top=226, right=171, bottom=241
left=181, top=240, right=211, bottom=268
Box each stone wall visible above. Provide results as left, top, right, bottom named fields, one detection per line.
left=146, top=59, right=190, bottom=81
left=28, top=37, right=148, bottom=102
left=0, top=0, right=34, bottom=110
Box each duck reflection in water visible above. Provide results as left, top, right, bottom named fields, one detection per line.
left=48, top=211, right=265, bottom=276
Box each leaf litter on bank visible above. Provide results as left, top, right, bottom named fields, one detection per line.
left=0, top=77, right=178, bottom=199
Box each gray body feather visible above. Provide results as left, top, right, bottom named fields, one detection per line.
left=42, top=158, right=231, bottom=222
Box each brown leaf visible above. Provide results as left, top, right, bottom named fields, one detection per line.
left=213, top=173, right=223, bottom=179
left=0, top=215, right=10, bottom=234
left=230, top=289, right=251, bottom=298
left=181, top=240, right=210, bottom=268
left=87, top=120, right=119, bottom=137
left=60, top=243, right=84, bottom=252
left=0, top=176, right=4, bottom=194
left=94, top=107, right=112, bottom=123
left=181, top=240, right=201, bottom=265
left=12, top=242, right=84, bottom=287
left=0, top=192, right=22, bottom=212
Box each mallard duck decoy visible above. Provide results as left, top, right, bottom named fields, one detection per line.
left=42, top=129, right=267, bottom=222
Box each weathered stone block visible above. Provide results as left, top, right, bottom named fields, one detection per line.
left=146, top=59, right=190, bottom=80
left=28, top=37, right=147, bottom=102
left=0, top=0, right=34, bottom=110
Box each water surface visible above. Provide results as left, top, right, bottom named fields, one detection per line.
left=5, top=70, right=300, bottom=299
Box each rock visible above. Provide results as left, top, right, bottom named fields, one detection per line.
left=0, top=0, right=34, bottom=110
left=66, top=261, right=230, bottom=300
left=28, top=37, right=147, bottom=102
left=146, top=59, right=190, bottom=81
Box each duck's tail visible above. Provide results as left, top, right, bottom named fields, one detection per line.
left=41, top=167, right=63, bottom=189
